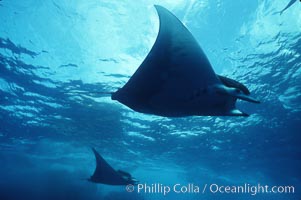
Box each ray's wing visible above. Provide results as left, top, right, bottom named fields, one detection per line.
left=113, top=5, right=220, bottom=106
left=91, top=148, right=119, bottom=182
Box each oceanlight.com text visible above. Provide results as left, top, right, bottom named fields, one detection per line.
left=208, top=183, right=295, bottom=196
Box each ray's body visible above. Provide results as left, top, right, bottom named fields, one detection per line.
left=112, top=5, right=259, bottom=117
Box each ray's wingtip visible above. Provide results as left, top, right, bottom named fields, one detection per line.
left=154, top=4, right=164, bottom=11
left=91, top=147, right=98, bottom=156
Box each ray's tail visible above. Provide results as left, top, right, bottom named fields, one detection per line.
left=63, top=91, right=113, bottom=96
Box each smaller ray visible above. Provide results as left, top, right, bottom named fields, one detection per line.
left=88, top=148, right=138, bottom=185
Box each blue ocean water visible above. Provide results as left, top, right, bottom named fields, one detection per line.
left=0, top=0, right=300, bottom=200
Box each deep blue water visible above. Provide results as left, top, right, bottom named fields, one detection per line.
left=0, top=0, right=300, bottom=200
